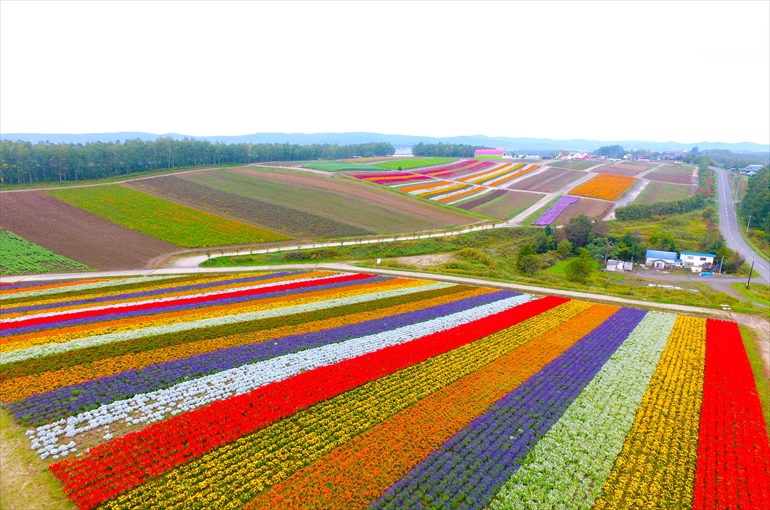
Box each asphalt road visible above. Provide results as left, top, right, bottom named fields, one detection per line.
left=712, top=166, right=769, bottom=284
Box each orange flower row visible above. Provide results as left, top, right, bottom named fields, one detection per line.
left=568, top=173, right=636, bottom=201
left=399, top=180, right=452, bottom=193
left=2, top=277, right=422, bottom=353
left=246, top=304, right=619, bottom=509
left=0, top=288, right=489, bottom=402
left=492, top=164, right=539, bottom=186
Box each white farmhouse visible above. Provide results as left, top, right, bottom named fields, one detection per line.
left=645, top=250, right=678, bottom=269
left=680, top=251, right=716, bottom=269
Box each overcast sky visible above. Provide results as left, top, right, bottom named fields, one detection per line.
left=1, top=1, right=768, bottom=144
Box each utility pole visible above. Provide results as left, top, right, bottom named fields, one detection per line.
left=746, top=215, right=752, bottom=236
left=719, top=254, right=725, bottom=274
left=604, top=240, right=613, bottom=269
left=746, top=260, right=755, bottom=290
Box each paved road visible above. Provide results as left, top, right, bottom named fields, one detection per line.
left=712, top=166, right=769, bottom=284
left=0, top=262, right=743, bottom=320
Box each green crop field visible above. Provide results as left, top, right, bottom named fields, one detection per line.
left=302, top=162, right=380, bottom=172
left=47, top=185, right=289, bottom=248
left=469, top=191, right=542, bottom=220
left=633, top=181, right=692, bottom=205
left=374, top=158, right=456, bottom=170
left=180, top=168, right=477, bottom=234
left=547, top=161, right=600, bottom=170
left=652, top=164, right=696, bottom=176
left=0, top=228, right=90, bottom=275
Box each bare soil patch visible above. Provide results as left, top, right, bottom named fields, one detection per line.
left=646, top=173, right=694, bottom=185
left=393, top=253, right=456, bottom=268
left=591, top=164, right=649, bottom=176
left=508, top=168, right=583, bottom=193
left=0, top=191, right=179, bottom=270
left=557, top=198, right=614, bottom=224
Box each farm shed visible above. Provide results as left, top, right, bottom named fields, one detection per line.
left=680, top=251, right=716, bottom=269
left=645, top=249, right=678, bottom=269
left=474, top=149, right=508, bottom=159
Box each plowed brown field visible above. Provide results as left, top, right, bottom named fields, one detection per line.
left=508, top=168, right=583, bottom=193
left=0, top=191, right=179, bottom=270
left=590, top=164, right=649, bottom=176
left=557, top=198, right=614, bottom=224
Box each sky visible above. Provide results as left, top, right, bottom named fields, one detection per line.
left=1, top=1, right=769, bottom=145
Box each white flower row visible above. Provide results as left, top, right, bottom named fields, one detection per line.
left=489, top=311, right=676, bottom=510
left=408, top=182, right=458, bottom=196
left=2, top=273, right=339, bottom=323
left=29, top=294, right=532, bottom=460
left=0, top=275, right=183, bottom=302
left=483, top=165, right=534, bottom=187
left=431, top=185, right=482, bottom=202
left=1, top=281, right=451, bottom=365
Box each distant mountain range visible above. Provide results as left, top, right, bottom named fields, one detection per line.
left=2, top=131, right=768, bottom=154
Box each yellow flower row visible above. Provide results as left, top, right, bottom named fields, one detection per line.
left=2, top=277, right=431, bottom=353
left=593, top=315, right=706, bottom=509
left=102, top=300, right=593, bottom=509
left=2, top=272, right=291, bottom=319
left=0, top=287, right=489, bottom=403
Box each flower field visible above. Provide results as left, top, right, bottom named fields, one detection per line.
left=568, top=173, right=637, bottom=201
left=532, top=195, right=579, bottom=226
left=349, top=161, right=539, bottom=207
left=1, top=272, right=767, bottom=509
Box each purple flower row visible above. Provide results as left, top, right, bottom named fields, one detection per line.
left=0, top=275, right=385, bottom=337
left=532, top=196, right=579, bottom=226
left=10, top=290, right=519, bottom=426
left=372, top=307, right=647, bottom=510
left=1, top=272, right=300, bottom=315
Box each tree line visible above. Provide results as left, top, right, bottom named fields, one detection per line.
left=412, top=142, right=492, bottom=158
left=0, top=138, right=395, bottom=184
left=614, top=193, right=706, bottom=220
left=740, top=166, right=770, bottom=234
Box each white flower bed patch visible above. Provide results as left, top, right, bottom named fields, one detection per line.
left=431, top=185, right=482, bottom=202
left=30, top=294, right=531, bottom=460
left=489, top=311, right=676, bottom=510
left=0, top=282, right=451, bottom=365
left=407, top=183, right=457, bottom=195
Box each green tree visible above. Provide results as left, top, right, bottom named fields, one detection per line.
left=565, top=249, right=594, bottom=283
left=557, top=239, right=573, bottom=258
left=564, top=214, right=594, bottom=248
left=515, top=244, right=541, bottom=275
left=649, top=227, right=678, bottom=252
left=595, top=145, right=626, bottom=159
left=531, top=230, right=554, bottom=254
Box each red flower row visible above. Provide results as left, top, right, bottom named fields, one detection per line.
left=693, top=319, right=770, bottom=509
left=1, top=273, right=372, bottom=331
left=50, top=296, right=567, bottom=510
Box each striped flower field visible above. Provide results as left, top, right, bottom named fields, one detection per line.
left=1, top=271, right=768, bottom=509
